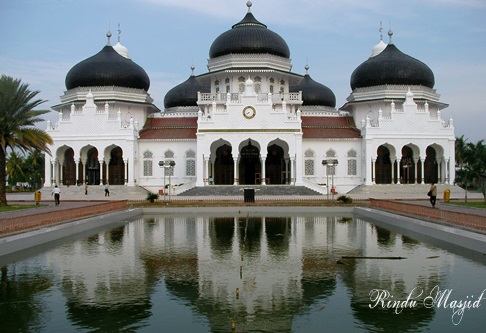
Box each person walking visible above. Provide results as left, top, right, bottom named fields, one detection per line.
left=105, top=183, right=110, bottom=197
left=428, top=183, right=437, bottom=207
left=85, top=182, right=89, bottom=195
left=52, top=185, right=61, bottom=206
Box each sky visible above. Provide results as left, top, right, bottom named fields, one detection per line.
left=0, top=0, right=485, bottom=142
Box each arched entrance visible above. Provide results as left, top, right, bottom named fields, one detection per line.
left=239, top=141, right=261, bottom=185
left=86, top=147, right=100, bottom=185
left=424, top=146, right=438, bottom=183
left=375, top=145, right=392, bottom=184
left=108, top=147, right=125, bottom=185
left=62, top=148, right=76, bottom=186
left=400, top=146, right=416, bottom=184
left=214, top=144, right=234, bottom=185
left=265, top=144, right=285, bottom=184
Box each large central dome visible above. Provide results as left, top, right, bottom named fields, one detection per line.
left=209, top=2, right=290, bottom=59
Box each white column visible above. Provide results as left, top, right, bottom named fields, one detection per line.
left=285, top=158, right=289, bottom=184
left=204, top=157, right=209, bottom=185
left=99, top=159, right=104, bottom=185
left=414, top=158, right=420, bottom=184
left=391, top=158, right=396, bottom=184
left=290, top=156, right=295, bottom=185
left=124, top=158, right=129, bottom=185
left=233, top=157, right=239, bottom=185
left=420, top=157, right=426, bottom=184
left=260, top=156, right=266, bottom=185
left=44, top=156, right=52, bottom=187
left=295, top=134, right=304, bottom=186
left=371, top=158, right=376, bottom=185
left=397, top=159, right=402, bottom=184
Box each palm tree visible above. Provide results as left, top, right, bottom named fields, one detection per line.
left=6, top=151, right=25, bottom=187
left=0, top=75, right=53, bottom=206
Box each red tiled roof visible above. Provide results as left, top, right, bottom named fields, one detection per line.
left=139, top=117, right=197, bottom=140
left=301, top=116, right=361, bottom=139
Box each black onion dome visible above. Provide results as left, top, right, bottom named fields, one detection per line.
left=65, top=45, right=150, bottom=91
left=164, top=75, right=210, bottom=109
left=350, top=43, right=435, bottom=90
left=209, top=10, right=290, bottom=59
left=290, top=74, right=336, bottom=108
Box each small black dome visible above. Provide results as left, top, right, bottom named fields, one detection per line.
left=65, top=45, right=150, bottom=91
left=209, top=11, right=290, bottom=59
left=164, top=75, right=210, bottom=109
left=350, top=43, right=435, bottom=90
left=290, top=74, right=336, bottom=108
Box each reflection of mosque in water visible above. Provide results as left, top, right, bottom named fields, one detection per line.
left=45, top=216, right=450, bottom=332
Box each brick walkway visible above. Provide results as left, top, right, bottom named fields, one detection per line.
left=370, top=199, right=486, bottom=233
left=0, top=201, right=128, bottom=235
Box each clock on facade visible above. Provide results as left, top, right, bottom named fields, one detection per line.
left=243, top=106, right=256, bottom=119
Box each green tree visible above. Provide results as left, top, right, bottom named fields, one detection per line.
left=23, top=150, right=45, bottom=189
left=466, top=140, right=486, bottom=203
left=0, top=75, right=53, bottom=206
left=6, top=151, right=25, bottom=187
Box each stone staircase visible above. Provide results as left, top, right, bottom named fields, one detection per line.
left=178, top=185, right=321, bottom=196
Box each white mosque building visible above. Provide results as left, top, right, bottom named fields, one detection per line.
left=43, top=2, right=455, bottom=195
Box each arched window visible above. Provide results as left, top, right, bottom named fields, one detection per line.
left=304, top=149, right=315, bottom=176
left=347, top=149, right=357, bottom=176
left=164, top=150, right=175, bottom=176
left=186, top=150, right=196, bottom=176
left=143, top=150, right=153, bottom=177
left=325, top=150, right=337, bottom=175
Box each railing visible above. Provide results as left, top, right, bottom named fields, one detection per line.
left=129, top=196, right=369, bottom=206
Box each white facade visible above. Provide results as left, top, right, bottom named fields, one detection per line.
left=44, top=8, right=455, bottom=195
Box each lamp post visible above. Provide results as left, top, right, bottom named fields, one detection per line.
left=159, top=160, right=176, bottom=201
left=322, top=159, right=338, bottom=200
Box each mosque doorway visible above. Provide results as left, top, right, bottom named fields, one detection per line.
left=400, top=146, right=416, bottom=184
left=108, top=147, right=125, bottom=185
left=239, top=141, right=261, bottom=185
left=86, top=147, right=100, bottom=185
left=214, top=144, right=234, bottom=185
left=424, top=146, right=438, bottom=184
left=62, top=148, right=76, bottom=186
left=375, top=145, right=392, bottom=184
left=265, top=144, right=285, bottom=184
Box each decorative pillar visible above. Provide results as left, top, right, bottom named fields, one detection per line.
left=414, top=158, right=420, bottom=184
left=204, top=156, right=209, bottom=185
left=124, top=158, right=129, bottom=185
left=290, top=156, right=295, bottom=185
left=260, top=156, right=266, bottom=185
left=390, top=158, right=396, bottom=184
left=371, top=158, right=376, bottom=185
left=99, top=159, right=104, bottom=185
left=420, top=157, right=426, bottom=184
left=44, top=157, right=53, bottom=187
left=397, top=159, right=401, bottom=184
left=233, top=156, right=239, bottom=185
left=285, top=158, right=289, bottom=184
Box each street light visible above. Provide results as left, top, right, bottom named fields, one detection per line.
left=322, top=159, right=339, bottom=200
left=158, top=160, right=176, bottom=201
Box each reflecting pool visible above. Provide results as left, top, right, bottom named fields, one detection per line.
left=1, top=212, right=485, bottom=332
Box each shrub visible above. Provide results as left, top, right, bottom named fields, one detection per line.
left=337, top=195, right=352, bottom=204
left=146, top=192, right=159, bottom=203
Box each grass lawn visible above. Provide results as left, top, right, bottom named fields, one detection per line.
left=0, top=204, right=42, bottom=213
left=443, top=201, right=486, bottom=209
